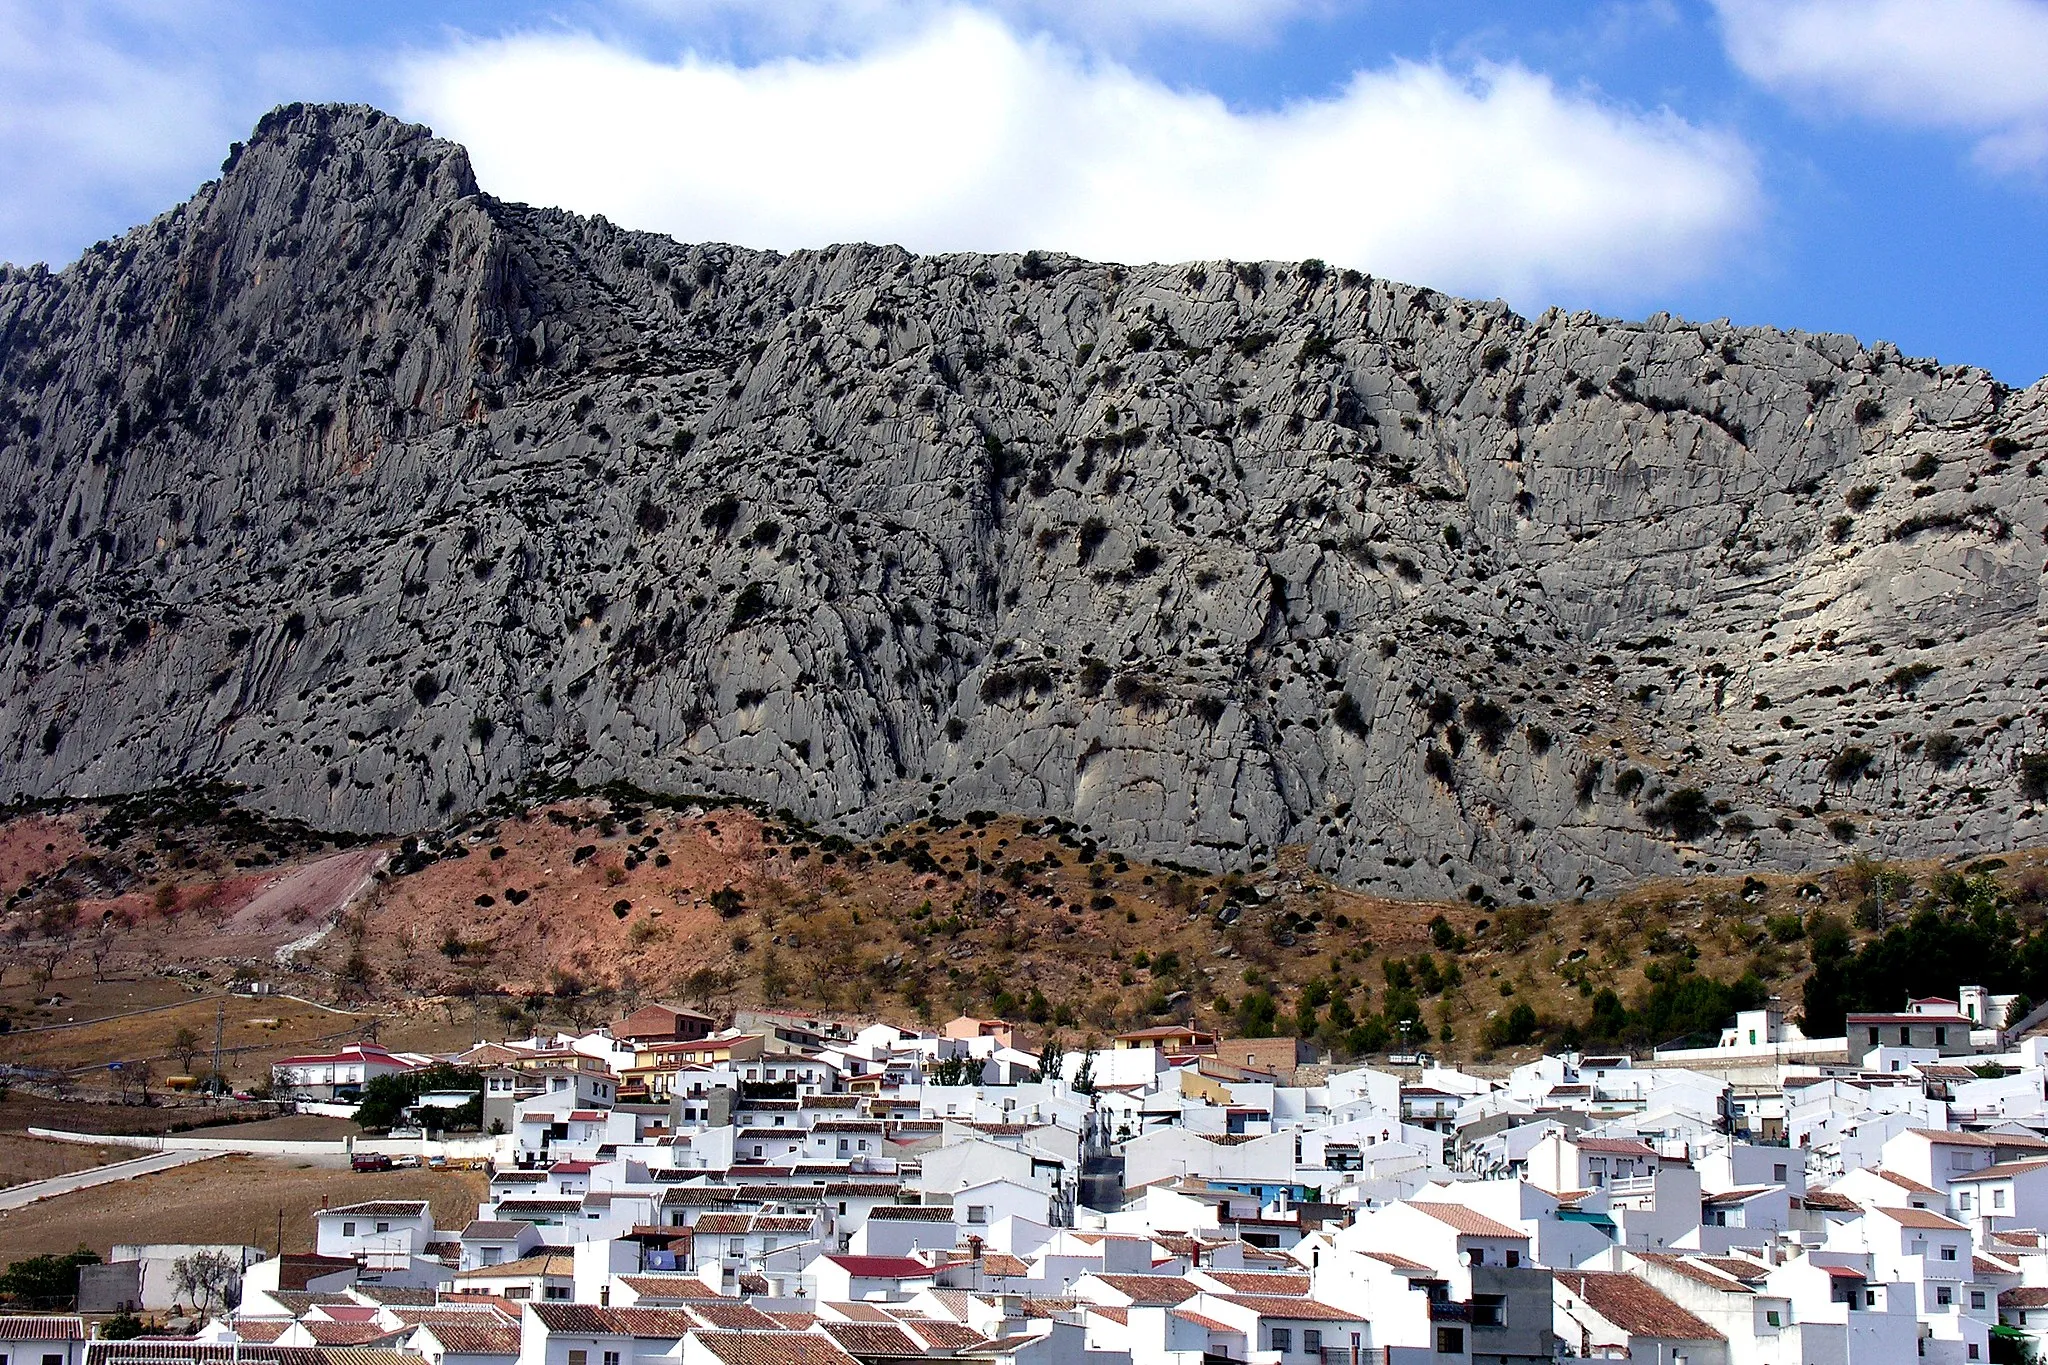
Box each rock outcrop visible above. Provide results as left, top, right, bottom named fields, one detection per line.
left=1, top=103, right=2044, bottom=900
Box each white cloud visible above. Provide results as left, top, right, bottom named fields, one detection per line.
left=1714, top=0, right=2048, bottom=170
left=397, top=9, right=1756, bottom=306
left=623, top=0, right=1326, bottom=48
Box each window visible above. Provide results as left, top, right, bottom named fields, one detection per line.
left=1766, top=1311, right=1781, bottom=1328
left=1869, top=1027, right=1880, bottom=1045
left=728, top=1239, right=745, bottom=1255
left=483, top=1247, right=504, bottom=1265
left=604, top=1353, right=620, bottom=1365
left=1995, top=1189, right=2007, bottom=1209
left=1866, top=1290, right=1878, bottom=1307
left=1972, top=1291, right=1986, bottom=1310
left=42, top=1356, right=59, bottom=1365
left=1467, top=1248, right=1484, bottom=1266
left=967, top=1206, right=988, bottom=1225
left=1303, top=1331, right=1322, bottom=1353
left=1969, top=1346, right=1980, bottom=1361
left=1942, top=1246, right=1958, bottom=1261
left=568, top=1351, right=588, bottom=1365
left=1937, top=1287, right=1954, bottom=1307
left=342, top=1222, right=357, bottom=1237
left=1937, top=1027, right=1948, bottom=1045
left=1269, top=1328, right=1292, bottom=1353
left=1435, top=1328, right=1464, bottom=1354
left=1774, top=1164, right=1788, bottom=1181
left=1473, top=1295, right=1507, bottom=1329
left=376, top=1221, right=390, bottom=1233
left=1506, top=1249, right=1520, bottom=1268
left=544, top=1286, right=571, bottom=1301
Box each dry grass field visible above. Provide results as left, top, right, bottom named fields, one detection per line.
left=0, top=1131, right=130, bottom=1188
left=0, top=1154, right=488, bottom=1258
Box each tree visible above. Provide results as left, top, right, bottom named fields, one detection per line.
left=1035, top=1034, right=1062, bottom=1084
left=1071, top=1051, right=1096, bottom=1096
left=101, top=1312, right=145, bottom=1340
left=354, top=1063, right=483, bottom=1132
left=0, top=1249, right=101, bottom=1307
left=171, top=1249, right=241, bottom=1316
left=170, top=1025, right=204, bottom=1075
left=929, top=1054, right=980, bottom=1086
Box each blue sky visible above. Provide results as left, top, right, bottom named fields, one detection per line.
left=3, top=0, right=2045, bottom=383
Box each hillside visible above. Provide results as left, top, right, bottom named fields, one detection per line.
left=0, top=103, right=2044, bottom=905
left=4, top=791, right=2044, bottom=1088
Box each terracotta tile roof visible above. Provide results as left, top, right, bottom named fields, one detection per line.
left=1406, top=1202, right=1527, bottom=1239
left=1090, top=1275, right=1199, bottom=1306
left=1874, top=1169, right=1942, bottom=1196
left=529, top=1305, right=620, bottom=1335
left=1876, top=1206, right=1969, bottom=1231
left=1910, top=1129, right=2048, bottom=1149
left=324, top=1200, right=431, bottom=1218
left=88, top=1349, right=327, bottom=1365
left=1362, top=1252, right=1432, bottom=1273
left=1214, top=1296, right=1359, bottom=1321
left=235, top=1322, right=294, bottom=1344
left=686, top=1304, right=783, bottom=1332
left=978, top=1253, right=1031, bottom=1277
left=2002, top=1287, right=2048, bottom=1308
left=322, top=1350, right=421, bottom=1365
left=1802, top=1191, right=1860, bottom=1212
left=1172, top=1310, right=1241, bottom=1334
left=600, top=1308, right=703, bottom=1338
left=822, top=1305, right=898, bottom=1324
left=689, top=1331, right=860, bottom=1365
left=1953, top=1158, right=2048, bottom=1183
left=821, top=1322, right=924, bottom=1357
left=0, top=1326, right=87, bottom=1342
left=869, top=1205, right=954, bottom=1221
left=1558, top=1271, right=1725, bottom=1342
left=1978, top=1254, right=2019, bottom=1275
left=764, top=1313, right=819, bottom=1330
left=414, top=1323, right=520, bottom=1355
left=454, top=1252, right=575, bottom=1279
left=1634, top=1253, right=1754, bottom=1294
left=1083, top=1307, right=1129, bottom=1326
left=297, top=1323, right=398, bottom=1347
left=616, top=1275, right=729, bottom=1300
left=1203, top=1272, right=1312, bottom=1295
left=1574, top=1138, right=1659, bottom=1157
left=903, top=1321, right=989, bottom=1350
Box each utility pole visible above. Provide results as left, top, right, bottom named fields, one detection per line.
left=212, top=1000, right=226, bottom=1101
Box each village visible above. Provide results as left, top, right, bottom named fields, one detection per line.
left=6, top=984, right=2048, bottom=1365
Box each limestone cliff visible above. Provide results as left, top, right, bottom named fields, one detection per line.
left=2, top=103, right=2043, bottom=900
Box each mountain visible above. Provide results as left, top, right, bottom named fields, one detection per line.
left=0, top=103, right=2043, bottom=902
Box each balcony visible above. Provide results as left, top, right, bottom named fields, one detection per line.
left=1427, top=1300, right=1470, bottom=1323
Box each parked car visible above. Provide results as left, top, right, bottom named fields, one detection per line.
left=351, top=1153, right=393, bottom=1173
left=391, top=1153, right=421, bottom=1169
left=426, top=1155, right=449, bottom=1170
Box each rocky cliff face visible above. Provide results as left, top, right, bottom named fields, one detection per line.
left=1, top=103, right=2044, bottom=900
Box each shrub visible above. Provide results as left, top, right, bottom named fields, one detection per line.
left=1076, top=518, right=1111, bottom=565
left=1423, top=748, right=1455, bottom=787
left=2023, top=753, right=2048, bottom=803
left=1463, top=698, right=1513, bottom=753
left=1854, top=397, right=1884, bottom=424
left=1332, top=693, right=1369, bottom=737
left=1923, top=732, right=1966, bottom=770
left=1845, top=484, right=1880, bottom=511
left=1827, top=816, right=1858, bottom=842
left=1904, top=453, right=1940, bottom=480
left=729, top=583, right=769, bottom=629
left=1643, top=787, right=1717, bottom=840
left=1481, top=1002, right=1538, bottom=1049
left=1826, top=745, right=1876, bottom=785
